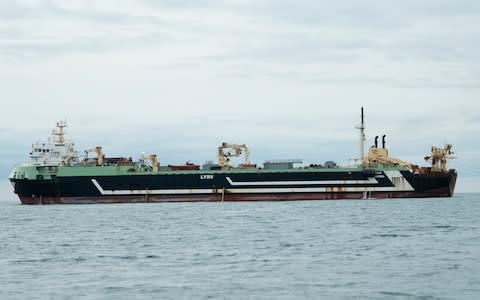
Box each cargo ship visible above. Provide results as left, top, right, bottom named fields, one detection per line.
left=9, top=108, right=457, bottom=204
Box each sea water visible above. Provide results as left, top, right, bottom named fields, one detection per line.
left=0, top=194, right=479, bottom=299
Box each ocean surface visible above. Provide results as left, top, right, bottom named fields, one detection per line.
left=1, top=194, right=479, bottom=300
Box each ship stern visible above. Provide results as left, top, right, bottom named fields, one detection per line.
left=448, top=169, right=457, bottom=197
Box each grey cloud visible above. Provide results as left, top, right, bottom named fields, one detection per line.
left=0, top=32, right=171, bottom=62
left=0, top=1, right=30, bottom=19
left=230, top=35, right=373, bottom=64
left=1, top=0, right=132, bottom=22
left=381, top=33, right=480, bottom=64
left=142, top=0, right=224, bottom=9
left=0, top=2, right=214, bottom=62
left=229, top=0, right=480, bottom=26
left=3, top=0, right=479, bottom=71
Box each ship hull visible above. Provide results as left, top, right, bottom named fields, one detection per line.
left=11, top=168, right=457, bottom=205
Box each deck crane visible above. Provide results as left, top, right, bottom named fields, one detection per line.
left=139, top=154, right=159, bottom=172
left=84, top=146, right=104, bottom=165
left=424, top=144, right=456, bottom=172
left=217, top=142, right=255, bottom=169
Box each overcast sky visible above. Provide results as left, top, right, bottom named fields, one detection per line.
left=1, top=0, right=479, bottom=196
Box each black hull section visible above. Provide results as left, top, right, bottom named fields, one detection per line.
left=11, top=169, right=457, bottom=204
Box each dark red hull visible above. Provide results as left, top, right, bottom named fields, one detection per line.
left=19, top=189, right=455, bottom=205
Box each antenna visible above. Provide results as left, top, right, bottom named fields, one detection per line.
left=355, top=107, right=366, bottom=162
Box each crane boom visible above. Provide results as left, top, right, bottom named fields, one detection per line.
left=424, top=144, right=455, bottom=172
left=217, top=142, right=252, bottom=169
left=84, top=146, right=104, bottom=165
left=139, top=154, right=159, bottom=172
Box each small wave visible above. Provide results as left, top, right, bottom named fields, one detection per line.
left=96, top=255, right=137, bottom=260
left=434, top=225, right=458, bottom=232
left=328, top=282, right=356, bottom=288
left=417, top=271, right=440, bottom=278
left=119, top=255, right=137, bottom=260
left=104, top=286, right=129, bottom=292
left=373, top=234, right=410, bottom=238
left=279, top=242, right=304, bottom=248
left=434, top=225, right=452, bottom=229
left=211, top=253, right=238, bottom=258
left=380, top=291, right=416, bottom=297
left=73, top=257, right=86, bottom=262
left=448, top=264, right=460, bottom=270
left=14, top=257, right=54, bottom=263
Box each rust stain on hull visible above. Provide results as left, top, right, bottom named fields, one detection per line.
left=20, top=189, right=454, bottom=205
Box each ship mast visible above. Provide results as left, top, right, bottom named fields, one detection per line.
left=53, top=121, right=66, bottom=145
left=356, top=107, right=366, bottom=163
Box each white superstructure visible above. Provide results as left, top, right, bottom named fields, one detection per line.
left=29, top=121, right=79, bottom=166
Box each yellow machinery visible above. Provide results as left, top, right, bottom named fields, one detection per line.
left=365, top=135, right=413, bottom=169
left=84, top=146, right=105, bottom=165
left=139, top=154, right=159, bottom=172
left=425, top=144, right=455, bottom=172
left=217, top=142, right=253, bottom=169
left=366, top=147, right=413, bottom=169
left=365, top=135, right=455, bottom=173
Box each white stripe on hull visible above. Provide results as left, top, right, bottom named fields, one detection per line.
left=225, top=177, right=378, bottom=186
left=91, top=179, right=213, bottom=195
left=91, top=170, right=415, bottom=196
left=383, top=170, right=414, bottom=191
left=226, top=187, right=412, bottom=193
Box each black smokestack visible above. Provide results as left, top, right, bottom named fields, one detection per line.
left=382, top=135, right=386, bottom=148
left=374, top=136, right=379, bottom=148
